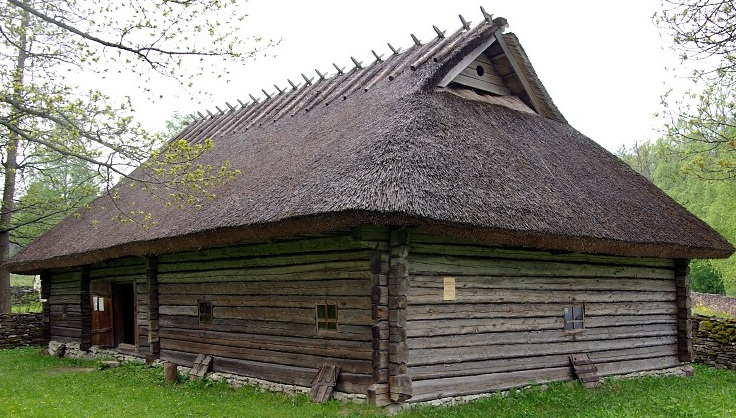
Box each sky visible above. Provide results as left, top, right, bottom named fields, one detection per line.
left=132, top=0, right=683, bottom=153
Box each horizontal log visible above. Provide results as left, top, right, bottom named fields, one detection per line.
left=160, top=338, right=372, bottom=374
left=409, top=366, right=573, bottom=402
left=409, top=254, right=674, bottom=279
left=407, top=288, right=675, bottom=304
left=160, top=328, right=373, bottom=360
left=406, top=301, right=677, bottom=321
left=158, top=233, right=372, bottom=264
left=407, top=239, right=673, bottom=268
left=407, top=323, right=677, bottom=349
left=89, top=266, right=145, bottom=279
left=408, top=335, right=677, bottom=366
left=159, top=316, right=372, bottom=341
left=159, top=294, right=370, bottom=308
left=409, top=344, right=677, bottom=381
left=159, top=279, right=372, bottom=296
left=158, top=250, right=373, bottom=274
left=212, top=354, right=372, bottom=394
left=410, top=275, right=675, bottom=292
left=50, top=326, right=81, bottom=338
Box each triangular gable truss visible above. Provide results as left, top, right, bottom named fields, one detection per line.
left=173, top=10, right=563, bottom=147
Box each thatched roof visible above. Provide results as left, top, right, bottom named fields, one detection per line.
left=8, top=14, right=733, bottom=274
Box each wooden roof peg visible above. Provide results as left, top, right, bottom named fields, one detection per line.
left=215, top=105, right=224, bottom=114
left=332, top=63, right=345, bottom=75
left=411, top=33, right=422, bottom=46
left=196, top=111, right=205, bottom=119
left=225, top=102, right=236, bottom=111
left=301, top=73, right=314, bottom=85
left=387, top=43, right=400, bottom=55
left=315, top=69, right=327, bottom=81
left=261, top=89, right=272, bottom=99
left=236, top=99, right=246, bottom=108
left=433, top=25, right=446, bottom=38
left=351, top=57, right=363, bottom=69
left=480, top=6, right=493, bottom=24
left=249, top=94, right=260, bottom=104
left=459, top=14, right=471, bottom=30
left=287, top=79, right=299, bottom=90
left=371, top=50, right=383, bottom=62
left=206, top=109, right=215, bottom=117
left=274, top=84, right=284, bottom=95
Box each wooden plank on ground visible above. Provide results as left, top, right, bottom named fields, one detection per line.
left=569, top=353, right=600, bottom=388
left=190, top=354, right=212, bottom=379
left=310, top=364, right=341, bottom=403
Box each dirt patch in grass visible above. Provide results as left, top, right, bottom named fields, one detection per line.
left=47, top=367, right=96, bottom=374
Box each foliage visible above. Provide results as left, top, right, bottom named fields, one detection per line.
left=655, top=0, right=736, bottom=181
left=690, top=259, right=727, bottom=294
left=0, top=0, right=271, bottom=312
left=656, top=0, right=736, bottom=76
left=617, top=139, right=736, bottom=295
left=1, top=348, right=736, bottom=417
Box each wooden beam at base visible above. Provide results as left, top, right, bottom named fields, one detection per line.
left=310, top=364, right=341, bottom=403
left=569, top=353, right=600, bottom=388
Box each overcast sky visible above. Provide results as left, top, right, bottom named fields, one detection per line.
left=132, top=0, right=682, bottom=152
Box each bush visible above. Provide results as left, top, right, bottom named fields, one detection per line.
left=690, top=260, right=726, bottom=294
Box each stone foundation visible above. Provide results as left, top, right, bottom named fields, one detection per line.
left=45, top=340, right=365, bottom=403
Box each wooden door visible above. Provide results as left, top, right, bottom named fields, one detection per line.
left=91, top=280, right=114, bottom=347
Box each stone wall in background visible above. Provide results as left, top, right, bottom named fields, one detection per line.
left=691, top=292, right=736, bottom=317
left=0, top=313, right=43, bottom=349
left=692, top=314, right=736, bottom=370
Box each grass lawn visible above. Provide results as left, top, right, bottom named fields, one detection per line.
left=1, top=347, right=735, bottom=417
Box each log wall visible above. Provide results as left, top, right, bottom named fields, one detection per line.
left=405, top=231, right=680, bottom=402
left=156, top=230, right=384, bottom=394
left=47, top=268, right=82, bottom=343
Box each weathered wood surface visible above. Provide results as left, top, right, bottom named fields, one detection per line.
left=405, top=232, right=680, bottom=402
left=569, top=353, right=600, bottom=388
left=156, top=230, right=377, bottom=394
left=310, top=364, right=341, bottom=403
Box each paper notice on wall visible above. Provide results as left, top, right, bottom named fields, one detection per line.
left=443, top=277, right=456, bottom=301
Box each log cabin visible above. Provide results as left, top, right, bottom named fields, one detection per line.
left=7, top=10, right=734, bottom=406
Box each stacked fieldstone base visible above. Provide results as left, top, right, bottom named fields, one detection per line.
left=692, top=314, right=736, bottom=370
left=0, top=313, right=42, bottom=348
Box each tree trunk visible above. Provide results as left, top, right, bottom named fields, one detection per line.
left=0, top=10, right=28, bottom=313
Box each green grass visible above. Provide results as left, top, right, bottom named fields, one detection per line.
left=1, top=348, right=735, bottom=417
left=693, top=303, right=736, bottom=320
left=10, top=275, right=35, bottom=287
left=10, top=303, right=42, bottom=314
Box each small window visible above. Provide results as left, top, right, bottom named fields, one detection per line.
left=564, top=305, right=584, bottom=331
left=316, top=303, right=338, bottom=331
left=198, top=301, right=213, bottom=325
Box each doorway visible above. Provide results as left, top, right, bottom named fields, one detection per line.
left=90, top=280, right=137, bottom=348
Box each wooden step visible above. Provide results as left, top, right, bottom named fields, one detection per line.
left=569, top=353, right=600, bottom=388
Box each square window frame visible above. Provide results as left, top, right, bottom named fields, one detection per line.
left=315, top=302, right=338, bottom=332
left=563, top=304, right=585, bottom=333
